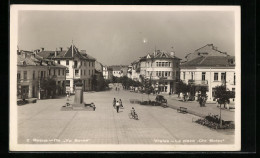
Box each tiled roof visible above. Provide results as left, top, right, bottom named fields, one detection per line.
left=17, top=55, right=38, bottom=66
left=181, top=56, right=235, bottom=68
left=37, top=45, right=95, bottom=61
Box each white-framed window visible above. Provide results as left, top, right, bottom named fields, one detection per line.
left=214, top=73, right=218, bottom=81
left=202, top=72, right=206, bottom=81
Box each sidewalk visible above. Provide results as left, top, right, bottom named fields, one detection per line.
left=164, top=95, right=235, bottom=122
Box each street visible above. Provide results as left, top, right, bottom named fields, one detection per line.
left=18, top=88, right=234, bottom=144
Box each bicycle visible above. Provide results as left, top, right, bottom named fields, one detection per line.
left=129, top=112, right=138, bottom=120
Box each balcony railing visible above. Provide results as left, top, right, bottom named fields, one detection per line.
left=188, top=80, right=208, bottom=85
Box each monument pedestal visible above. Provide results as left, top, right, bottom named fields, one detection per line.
left=71, top=86, right=85, bottom=110
left=61, top=84, right=95, bottom=111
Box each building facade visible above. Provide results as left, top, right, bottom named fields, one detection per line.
left=131, top=50, right=181, bottom=94
left=37, top=44, right=96, bottom=93
left=180, top=56, right=235, bottom=102
left=17, top=50, right=66, bottom=99
left=110, top=65, right=128, bottom=78
left=103, top=66, right=113, bottom=80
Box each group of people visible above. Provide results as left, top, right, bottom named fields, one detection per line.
left=113, top=98, right=123, bottom=113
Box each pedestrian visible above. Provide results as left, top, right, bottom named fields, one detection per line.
left=66, top=92, right=69, bottom=101
left=113, top=98, right=116, bottom=108
left=116, top=101, right=120, bottom=113
left=119, top=99, right=123, bottom=108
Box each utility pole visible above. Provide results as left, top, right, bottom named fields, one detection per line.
left=219, top=72, right=226, bottom=128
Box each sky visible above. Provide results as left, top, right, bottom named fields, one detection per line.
left=18, top=10, right=235, bottom=66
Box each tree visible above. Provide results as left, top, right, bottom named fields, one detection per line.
left=41, top=77, right=57, bottom=97
left=214, top=85, right=233, bottom=108
left=144, top=78, right=154, bottom=100
left=176, top=80, right=190, bottom=98
left=214, top=85, right=234, bottom=127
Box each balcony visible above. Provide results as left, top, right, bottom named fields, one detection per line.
left=188, top=80, right=208, bottom=85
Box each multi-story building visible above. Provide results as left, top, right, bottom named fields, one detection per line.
left=103, top=66, right=113, bottom=80
left=131, top=50, right=181, bottom=94
left=17, top=50, right=66, bottom=99
left=130, top=60, right=141, bottom=82
left=37, top=44, right=96, bottom=93
left=110, top=65, right=128, bottom=78
left=180, top=55, right=235, bottom=102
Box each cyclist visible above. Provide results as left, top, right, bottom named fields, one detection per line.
left=131, top=107, right=136, bottom=117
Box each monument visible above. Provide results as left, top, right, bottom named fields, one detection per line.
left=61, top=80, right=95, bottom=111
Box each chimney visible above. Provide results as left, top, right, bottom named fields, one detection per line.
left=22, top=52, right=26, bottom=58
left=60, top=47, right=63, bottom=52
left=55, top=51, right=57, bottom=57
left=41, top=47, right=44, bottom=51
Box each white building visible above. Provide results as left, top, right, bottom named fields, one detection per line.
left=131, top=50, right=181, bottom=94
left=103, top=66, right=113, bottom=80
left=110, top=65, right=128, bottom=78
left=180, top=56, right=236, bottom=102
left=37, top=44, right=96, bottom=93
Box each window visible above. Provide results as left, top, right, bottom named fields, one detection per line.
left=57, top=60, right=60, bottom=64
left=159, top=71, right=161, bottom=76
left=44, top=71, right=46, bottom=78
left=75, top=70, right=79, bottom=76
left=58, top=69, right=60, bottom=76
left=202, top=72, right=206, bottom=81
left=165, top=72, right=168, bottom=77
left=92, top=62, right=94, bottom=67
left=214, top=73, right=218, bottom=81
left=74, top=61, right=78, bottom=68
left=156, top=71, right=158, bottom=76
left=156, top=62, right=158, bottom=67
left=80, top=61, right=82, bottom=66
left=33, top=71, right=35, bottom=80
left=66, top=60, right=69, bottom=65
left=84, top=70, right=86, bottom=75
left=81, top=70, right=82, bottom=76
left=53, top=69, right=56, bottom=76
left=169, top=62, right=171, bottom=67
left=23, top=71, right=27, bottom=80
left=221, top=73, right=226, bottom=81
left=234, top=73, right=236, bottom=85
left=191, top=72, right=194, bottom=80
left=63, top=70, right=64, bottom=75
left=162, top=62, right=165, bottom=67
left=169, top=72, right=171, bottom=76
left=89, top=62, right=91, bottom=67
left=89, top=70, right=90, bottom=75
left=183, top=72, right=185, bottom=80
left=17, top=72, right=21, bottom=80
left=66, top=80, right=70, bottom=86
left=159, top=62, right=161, bottom=67
left=49, top=69, right=51, bottom=75
left=40, top=71, right=43, bottom=79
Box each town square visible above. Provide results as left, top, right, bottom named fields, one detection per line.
left=10, top=5, right=240, bottom=151
left=18, top=85, right=234, bottom=144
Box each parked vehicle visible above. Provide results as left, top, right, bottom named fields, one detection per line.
left=155, top=95, right=167, bottom=105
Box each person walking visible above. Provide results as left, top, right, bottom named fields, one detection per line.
left=113, top=98, right=116, bottom=108
left=119, top=99, right=123, bottom=108
left=116, top=101, right=120, bottom=113
left=66, top=92, right=69, bottom=101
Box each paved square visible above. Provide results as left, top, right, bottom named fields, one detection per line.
left=18, top=90, right=234, bottom=144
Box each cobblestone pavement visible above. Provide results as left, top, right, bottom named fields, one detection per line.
left=18, top=88, right=234, bottom=144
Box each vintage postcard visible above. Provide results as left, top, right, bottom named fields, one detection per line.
left=10, top=5, right=241, bottom=151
